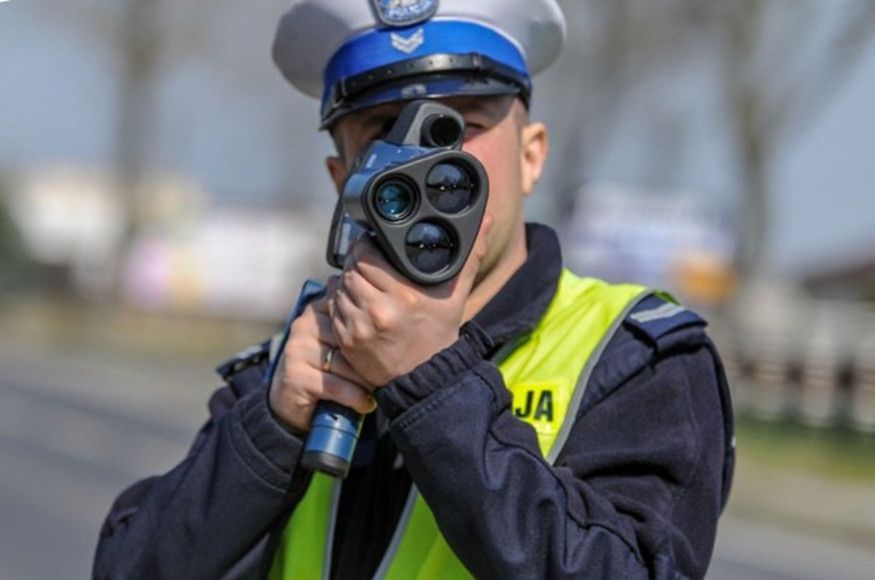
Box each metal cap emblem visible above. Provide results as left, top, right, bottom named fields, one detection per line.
left=370, top=0, right=439, bottom=28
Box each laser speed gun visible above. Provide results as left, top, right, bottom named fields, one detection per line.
left=302, top=100, right=489, bottom=478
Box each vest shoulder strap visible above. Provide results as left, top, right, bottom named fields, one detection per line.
left=540, top=271, right=650, bottom=463
left=623, top=293, right=706, bottom=345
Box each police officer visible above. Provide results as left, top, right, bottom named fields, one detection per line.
left=94, top=1, right=734, bottom=578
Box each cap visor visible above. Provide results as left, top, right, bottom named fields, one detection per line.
left=321, top=74, right=521, bottom=129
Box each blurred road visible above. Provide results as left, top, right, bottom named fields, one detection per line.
left=2, top=339, right=875, bottom=579
left=0, top=338, right=211, bottom=579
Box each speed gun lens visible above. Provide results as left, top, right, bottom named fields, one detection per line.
left=374, top=180, right=414, bottom=221
left=405, top=221, right=456, bottom=274
left=426, top=162, right=475, bottom=214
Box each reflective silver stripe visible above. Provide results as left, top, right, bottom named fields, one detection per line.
left=323, top=479, right=343, bottom=580
left=489, top=335, right=525, bottom=367
left=545, top=289, right=652, bottom=464
left=628, top=302, right=684, bottom=324
left=373, top=486, right=419, bottom=579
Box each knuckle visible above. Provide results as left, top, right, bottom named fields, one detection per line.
left=290, top=315, right=315, bottom=336
left=277, top=377, right=310, bottom=409
left=284, top=337, right=307, bottom=359
left=342, top=269, right=357, bottom=290
left=285, top=332, right=301, bottom=348
left=337, top=329, right=355, bottom=350
left=368, top=305, right=393, bottom=332
left=400, top=289, right=419, bottom=310
left=279, top=366, right=303, bottom=390
left=291, top=391, right=313, bottom=414
left=289, top=317, right=306, bottom=335
left=353, top=319, right=374, bottom=341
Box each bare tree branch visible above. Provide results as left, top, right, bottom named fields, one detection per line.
left=767, top=0, right=875, bottom=142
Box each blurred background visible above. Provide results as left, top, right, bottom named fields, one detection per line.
left=1, top=0, right=875, bottom=578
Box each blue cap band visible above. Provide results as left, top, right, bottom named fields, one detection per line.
left=322, top=20, right=530, bottom=112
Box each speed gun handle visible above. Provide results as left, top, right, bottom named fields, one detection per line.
left=264, top=279, right=363, bottom=480
left=300, top=401, right=363, bottom=478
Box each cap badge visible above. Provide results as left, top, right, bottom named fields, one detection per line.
left=371, top=0, right=439, bottom=28
left=400, top=83, right=428, bottom=98
left=390, top=28, right=425, bottom=54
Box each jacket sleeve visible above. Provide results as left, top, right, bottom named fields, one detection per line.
left=93, top=376, right=311, bottom=580
left=94, top=282, right=328, bottom=579
left=374, top=320, right=733, bottom=579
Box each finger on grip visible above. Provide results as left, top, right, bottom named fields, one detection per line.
left=319, top=372, right=377, bottom=415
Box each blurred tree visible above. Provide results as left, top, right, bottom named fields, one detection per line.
left=113, top=0, right=162, bottom=288
left=0, top=181, right=29, bottom=293
left=711, top=0, right=875, bottom=275
left=33, top=0, right=291, bottom=296
left=33, top=0, right=216, bottom=295
left=555, top=0, right=875, bottom=277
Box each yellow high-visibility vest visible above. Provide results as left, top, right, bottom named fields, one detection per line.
left=269, top=270, right=649, bottom=580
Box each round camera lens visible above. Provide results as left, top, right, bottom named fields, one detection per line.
left=374, top=180, right=414, bottom=221
left=426, top=163, right=475, bottom=214
left=405, top=221, right=456, bottom=274
left=425, top=115, right=462, bottom=148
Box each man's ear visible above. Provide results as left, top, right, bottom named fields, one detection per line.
left=520, top=122, right=548, bottom=197
left=326, top=156, right=348, bottom=195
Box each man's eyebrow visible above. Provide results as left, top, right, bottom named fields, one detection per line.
left=377, top=115, right=397, bottom=135
left=345, top=114, right=397, bottom=165
left=352, top=114, right=397, bottom=146
left=361, top=112, right=396, bottom=131
left=454, top=100, right=504, bottom=119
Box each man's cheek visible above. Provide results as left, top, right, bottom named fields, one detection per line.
left=461, top=134, right=489, bottom=162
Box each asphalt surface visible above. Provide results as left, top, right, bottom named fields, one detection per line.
left=2, top=339, right=875, bottom=580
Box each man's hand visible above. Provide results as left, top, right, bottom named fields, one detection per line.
left=328, top=216, right=491, bottom=387
left=269, top=298, right=376, bottom=433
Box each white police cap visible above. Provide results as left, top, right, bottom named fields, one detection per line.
left=272, top=0, right=566, bottom=127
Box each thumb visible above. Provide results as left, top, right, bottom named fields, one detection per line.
left=457, top=212, right=493, bottom=293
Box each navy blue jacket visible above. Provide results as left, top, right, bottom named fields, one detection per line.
left=94, top=224, right=734, bottom=579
